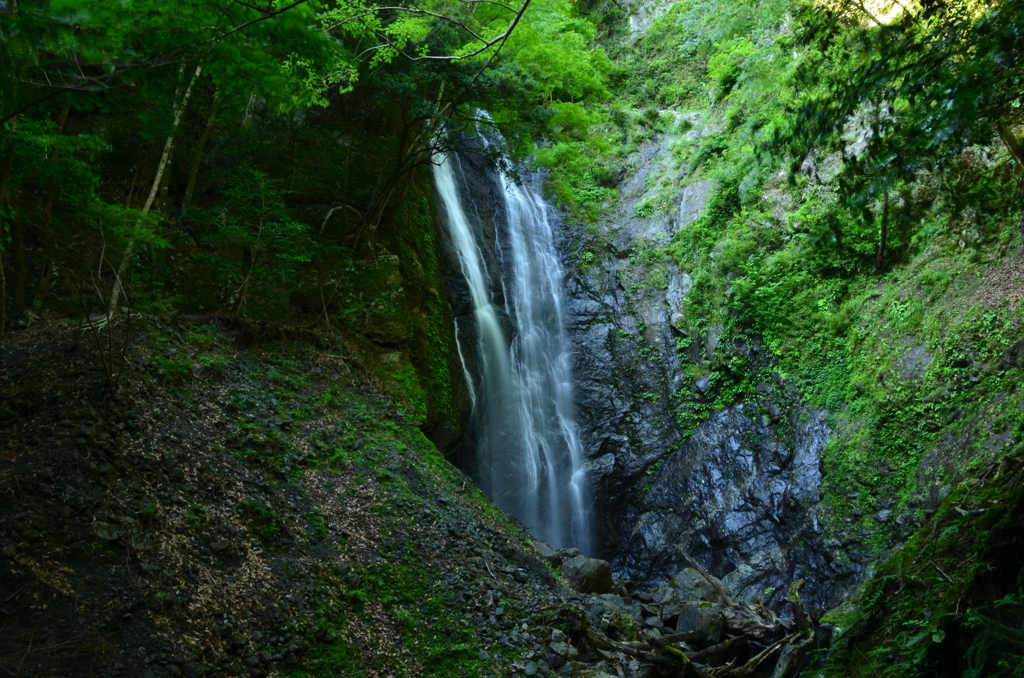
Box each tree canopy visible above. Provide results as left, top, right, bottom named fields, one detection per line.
left=0, top=0, right=613, bottom=338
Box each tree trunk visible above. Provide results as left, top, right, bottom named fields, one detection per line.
left=31, top=231, right=53, bottom=315
left=107, top=62, right=203, bottom=321
left=155, top=140, right=177, bottom=215
left=287, top=109, right=297, bottom=189
left=9, top=190, right=26, bottom=322
left=233, top=219, right=266, bottom=318
left=1000, top=124, right=1024, bottom=169
left=181, top=91, right=221, bottom=214
left=352, top=117, right=430, bottom=249
left=0, top=119, right=18, bottom=344
left=242, top=92, right=257, bottom=128
left=875, top=189, right=889, bottom=272
left=29, top=100, right=70, bottom=315
left=125, top=145, right=146, bottom=208
left=0, top=233, right=5, bottom=343
left=152, top=133, right=180, bottom=299
left=233, top=253, right=258, bottom=318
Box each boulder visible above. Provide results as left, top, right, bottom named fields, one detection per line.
left=653, top=567, right=720, bottom=604
left=94, top=522, right=120, bottom=542
left=561, top=555, right=613, bottom=594
left=998, top=336, right=1024, bottom=370
left=671, top=601, right=725, bottom=646
left=532, top=539, right=562, bottom=567
left=586, top=593, right=644, bottom=627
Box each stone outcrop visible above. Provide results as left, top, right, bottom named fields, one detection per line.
left=437, top=140, right=857, bottom=616
left=556, top=135, right=855, bottom=614
left=613, top=403, right=850, bottom=613
left=562, top=555, right=614, bottom=594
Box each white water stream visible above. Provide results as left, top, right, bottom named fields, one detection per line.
left=433, top=151, right=594, bottom=555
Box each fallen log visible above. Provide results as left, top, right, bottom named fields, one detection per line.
left=768, top=580, right=818, bottom=678
left=688, top=634, right=751, bottom=663
left=576, top=550, right=821, bottom=678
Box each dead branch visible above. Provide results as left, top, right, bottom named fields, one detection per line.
left=675, top=546, right=736, bottom=607
left=688, top=634, right=751, bottom=663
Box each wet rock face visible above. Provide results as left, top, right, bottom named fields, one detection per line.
left=612, top=404, right=851, bottom=613
left=437, top=137, right=856, bottom=616
left=531, top=255, right=849, bottom=613
left=564, top=261, right=687, bottom=554
left=557, top=134, right=854, bottom=614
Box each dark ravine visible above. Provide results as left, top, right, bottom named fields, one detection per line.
left=4, top=0, right=1024, bottom=674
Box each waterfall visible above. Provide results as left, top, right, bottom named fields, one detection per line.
left=433, top=151, right=595, bottom=555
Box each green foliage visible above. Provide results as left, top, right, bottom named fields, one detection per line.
left=535, top=141, right=618, bottom=221
left=963, top=592, right=1024, bottom=678
left=817, top=456, right=1024, bottom=678
left=606, top=3, right=702, bottom=107
left=501, top=0, right=612, bottom=102
left=200, top=165, right=310, bottom=314
left=186, top=503, right=208, bottom=530
left=153, top=354, right=193, bottom=386
left=3, top=0, right=345, bottom=120
left=388, top=361, right=428, bottom=425
left=781, top=0, right=1024, bottom=245
left=305, top=509, right=329, bottom=542
left=707, top=36, right=757, bottom=100
left=237, top=500, right=280, bottom=544
left=635, top=200, right=656, bottom=218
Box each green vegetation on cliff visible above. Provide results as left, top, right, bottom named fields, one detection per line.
left=547, top=0, right=1024, bottom=673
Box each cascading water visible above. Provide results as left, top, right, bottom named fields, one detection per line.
left=433, top=150, right=595, bottom=555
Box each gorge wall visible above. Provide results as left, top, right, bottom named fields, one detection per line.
left=553, top=112, right=1022, bottom=621
left=432, top=139, right=851, bottom=614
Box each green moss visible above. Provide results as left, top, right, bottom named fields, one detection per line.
left=286, top=404, right=530, bottom=678
left=305, top=509, right=329, bottom=541
left=377, top=171, right=456, bottom=425
left=237, top=500, right=280, bottom=544
left=814, top=450, right=1024, bottom=677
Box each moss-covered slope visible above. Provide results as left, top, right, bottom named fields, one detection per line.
left=819, top=450, right=1024, bottom=677
left=0, top=317, right=559, bottom=678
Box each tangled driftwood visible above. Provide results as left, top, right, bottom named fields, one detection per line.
left=579, top=547, right=820, bottom=678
